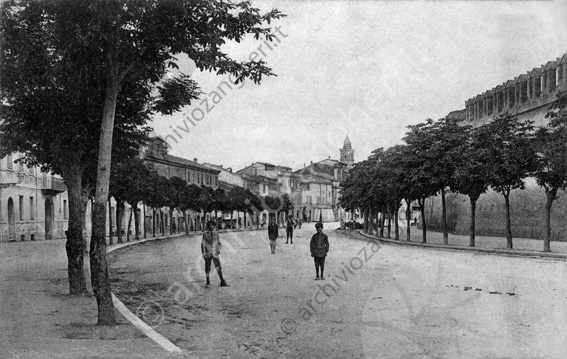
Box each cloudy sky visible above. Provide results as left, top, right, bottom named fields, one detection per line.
left=150, top=0, right=567, bottom=171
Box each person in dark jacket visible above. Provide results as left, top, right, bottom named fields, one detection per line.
left=310, top=222, right=329, bottom=280
left=285, top=216, right=294, bottom=244
left=268, top=218, right=279, bottom=254
left=201, top=220, right=228, bottom=287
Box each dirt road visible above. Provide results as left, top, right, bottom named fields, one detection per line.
left=108, top=225, right=567, bottom=359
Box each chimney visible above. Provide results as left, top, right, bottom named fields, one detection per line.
left=193, top=158, right=198, bottom=162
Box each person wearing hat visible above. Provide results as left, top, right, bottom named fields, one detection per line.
left=268, top=217, right=279, bottom=254
left=201, top=220, right=229, bottom=287
left=310, top=222, right=329, bottom=280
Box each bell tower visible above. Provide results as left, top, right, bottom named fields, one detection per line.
left=340, top=135, right=354, bottom=167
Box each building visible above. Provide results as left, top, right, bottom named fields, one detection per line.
left=464, top=52, right=567, bottom=126
left=202, top=163, right=244, bottom=191
left=144, top=137, right=220, bottom=189
left=339, top=135, right=355, bottom=168
left=423, top=52, right=567, bottom=241
left=0, top=153, right=68, bottom=242
left=292, top=135, right=353, bottom=222
left=236, top=162, right=283, bottom=197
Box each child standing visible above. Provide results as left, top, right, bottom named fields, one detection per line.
left=201, top=220, right=229, bottom=287
left=310, top=222, right=329, bottom=280
left=268, top=217, right=279, bottom=254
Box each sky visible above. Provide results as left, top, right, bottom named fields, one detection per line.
left=150, top=0, right=567, bottom=172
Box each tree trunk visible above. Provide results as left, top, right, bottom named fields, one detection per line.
left=169, top=207, right=174, bottom=235
left=152, top=208, right=156, bottom=237
left=133, top=203, right=139, bottom=240
left=543, top=188, right=557, bottom=253
left=503, top=189, right=513, bottom=249
left=184, top=210, right=189, bottom=236
left=116, top=201, right=123, bottom=244
left=126, top=205, right=133, bottom=242
left=386, top=206, right=391, bottom=239
left=90, top=75, right=120, bottom=326
left=108, top=197, right=113, bottom=245
left=63, top=166, right=88, bottom=295
left=81, top=188, right=90, bottom=256
left=244, top=212, right=247, bottom=230
left=441, top=186, right=448, bottom=245
left=379, top=205, right=385, bottom=238
left=143, top=204, right=146, bottom=239
left=469, top=197, right=477, bottom=247
left=367, top=207, right=374, bottom=235
left=418, top=197, right=427, bottom=243
left=394, top=204, right=400, bottom=240
left=405, top=199, right=411, bottom=241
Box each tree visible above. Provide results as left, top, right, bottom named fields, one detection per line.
left=533, top=90, right=567, bottom=252
left=402, top=122, right=441, bottom=243
left=1, top=0, right=150, bottom=297
left=483, top=114, right=538, bottom=249
left=2, top=0, right=284, bottom=325
left=403, top=118, right=467, bottom=244
left=450, top=124, right=489, bottom=247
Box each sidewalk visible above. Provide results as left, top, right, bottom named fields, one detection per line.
left=0, top=226, right=270, bottom=359
left=356, top=220, right=567, bottom=258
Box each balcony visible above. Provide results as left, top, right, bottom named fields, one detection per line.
left=41, top=177, right=67, bottom=196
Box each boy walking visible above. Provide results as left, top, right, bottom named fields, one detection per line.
left=201, top=220, right=229, bottom=287
left=310, top=222, right=329, bottom=280
left=268, top=217, right=279, bottom=254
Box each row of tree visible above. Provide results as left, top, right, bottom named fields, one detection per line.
left=108, top=158, right=293, bottom=242
left=1, top=0, right=285, bottom=325
left=340, top=90, right=567, bottom=252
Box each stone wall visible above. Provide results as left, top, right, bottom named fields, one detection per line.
left=424, top=185, right=567, bottom=242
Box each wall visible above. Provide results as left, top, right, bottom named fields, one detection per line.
left=424, top=185, right=567, bottom=241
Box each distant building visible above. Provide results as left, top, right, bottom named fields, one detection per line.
left=0, top=153, right=68, bottom=242
left=464, top=52, right=567, bottom=126
left=292, top=135, right=353, bottom=222
left=339, top=134, right=355, bottom=168
left=236, top=162, right=289, bottom=197
left=143, top=137, right=220, bottom=189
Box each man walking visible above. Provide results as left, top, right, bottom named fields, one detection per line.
left=310, top=222, right=329, bottom=280
left=286, top=216, right=294, bottom=244
left=268, top=217, right=279, bottom=254
left=201, top=220, right=229, bottom=287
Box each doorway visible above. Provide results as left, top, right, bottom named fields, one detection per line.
left=8, top=198, right=15, bottom=241
left=45, top=198, right=53, bottom=240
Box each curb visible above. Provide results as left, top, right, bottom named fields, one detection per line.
left=107, top=233, right=187, bottom=354
left=106, top=227, right=265, bottom=354
left=357, top=230, right=567, bottom=259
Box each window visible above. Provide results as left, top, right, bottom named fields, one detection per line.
left=19, top=196, right=24, bottom=221
left=30, top=197, right=34, bottom=220
left=63, top=200, right=68, bottom=220
left=7, top=154, right=13, bottom=170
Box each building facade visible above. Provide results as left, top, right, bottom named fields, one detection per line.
left=465, top=53, right=567, bottom=127
left=424, top=52, right=567, bottom=241
left=0, top=153, right=68, bottom=242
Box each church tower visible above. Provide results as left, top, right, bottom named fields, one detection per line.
left=340, top=135, right=355, bottom=167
